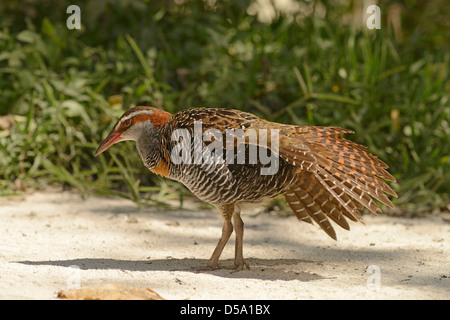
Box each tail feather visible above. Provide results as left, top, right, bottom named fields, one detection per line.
left=285, top=183, right=337, bottom=240
left=284, top=190, right=314, bottom=225
left=284, top=171, right=372, bottom=240
left=316, top=166, right=385, bottom=213
left=326, top=163, right=397, bottom=204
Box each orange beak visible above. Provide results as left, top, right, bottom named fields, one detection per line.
left=95, top=131, right=123, bottom=156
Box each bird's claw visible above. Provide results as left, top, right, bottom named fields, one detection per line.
left=194, top=260, right=250, bottom=273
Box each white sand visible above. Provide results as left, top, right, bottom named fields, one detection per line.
left=0, top=190, right=448, bottom=299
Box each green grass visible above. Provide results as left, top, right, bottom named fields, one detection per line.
left=0, top=1, right=448, bottom=213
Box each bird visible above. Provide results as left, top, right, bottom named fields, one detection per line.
left=95, top=106, right=397, bottom=271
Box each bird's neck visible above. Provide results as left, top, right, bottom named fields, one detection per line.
left=136, top=123, right=165, bottom=172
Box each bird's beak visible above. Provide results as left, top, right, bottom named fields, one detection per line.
left=95, top=131, right=123, bottom=156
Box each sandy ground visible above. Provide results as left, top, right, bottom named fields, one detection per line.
left=0, top=189, right=448, bottom=300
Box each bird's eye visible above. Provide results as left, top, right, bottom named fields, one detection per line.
left=122, top=119, right=131, bottom=127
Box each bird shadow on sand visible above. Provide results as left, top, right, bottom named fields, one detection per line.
left=16, top=257, right=328, bottom=281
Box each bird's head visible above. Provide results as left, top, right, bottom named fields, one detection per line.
left=95, top=106, right=172, bottom=156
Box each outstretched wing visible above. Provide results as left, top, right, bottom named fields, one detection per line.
left=281, top=125, right=397, bottom=239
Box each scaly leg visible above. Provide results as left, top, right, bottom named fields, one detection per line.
left=199, top=204, right=234, bottom=271
left=232, top=212, right=250, bottom=271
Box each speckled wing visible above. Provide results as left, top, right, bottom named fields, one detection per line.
left=281, top=125, right=397, bottom=238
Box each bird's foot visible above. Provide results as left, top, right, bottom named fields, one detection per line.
left=232, top=259, right=250, bottom=272
left=221, top=259, right=250, bottom=273
left=194, top=260, right=250, bottom=272
left=194, top=263, right=220, bottom=272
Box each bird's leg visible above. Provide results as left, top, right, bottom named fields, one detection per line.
left=232, top=212, right=250, bottom=271
left=204, top=218, right=233, bottom=270
left=198, top=204, right=234, bottom=271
